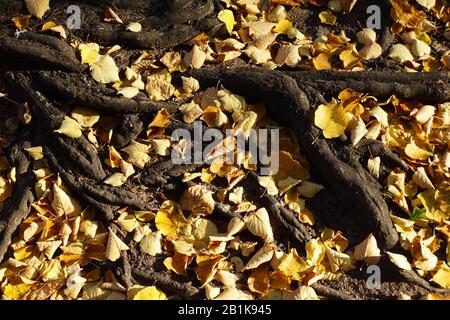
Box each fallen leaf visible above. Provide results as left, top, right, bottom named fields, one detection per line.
left=386, top=251, right=412, bottom=270
left=431, top=265, right=450, bottom=288
left=242, top=244, right=274, bottom=271
left=79, top=43, right=100, bottom=65
left=319, top=10, right=337, bottom=25
left=405, top=141, right=432, bottom=160
left=104, top=172, right=127, bottom=187
left=184, top=45, right=206, bottom=69
left=106, top=228, right=130, bottom=261
left=121, top=140, right=150, bottom=169
left=131, top=286, right=167, bottom=300
left=274, top=44, right=301, bottom=67
left=353, top=234, right=381, bottom=265
left=12, top=15, right=30, bottom=31
left=389, top=44, right=415, bottom=63
left=105, top=7, right=123, bottom=24
left=41, top=21, right=67, bottom=38
left=24, top=146, right=44, bottom=160
left=51, top=183, right=75, bottom=216
left=54, top=116, right=83, bottom=139
left=180, top=185, right=215, bottom=216
left=155, top=201, right=187, bottom=236
left=218, top=9, right=236, bottom=34
left=244, top=208, right=274, bottom=241
left=25, top=0, right=50, bottom=19
left=314, top=101, right=349, bottom=139
left=90, top=55, right=120, bottom=84
left=140, top=231, right=162, bottom=256
left=71, top=107, right=100, bottom=128
left=126, top=22, right=142, bottom=32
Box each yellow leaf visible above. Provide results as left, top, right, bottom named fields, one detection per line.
left=405, top=142, right=433, bottom=160
left=117, top=86, right=139, bottom=98
left=339, top=49, right=361, bottom=69
left=23, top=146, right=44, bottom=160
left=325, top=247, right=355, bottom=272
left=353, top=234, right=380, bottom=265
left=386, top=251, right=412, bottom=270
left=126, top=22, right=142, bottom=32
left=184, top=45, right=206, bottom=69
left=3, top=283, right=31, bottom=300
left=314, top=101, right=349, bottom=139
left=121, top=140, right=150, bottom=169
left=313, top=52, right=332, bottom=71
left=319, top=10, right=337, bottom=25
left=106, top=228, right=130, bottom=261
left=244, top=208, right=274, bottom=241
left=248, top=264, right=270, bottom=296
left=90, top=55, right=120, bottom=84
left=104, top=172, right=127, bottom=187
left=0, top=176, right=12, bottom=202
left=196, top=254, right=225, bottom=286
left=155, top=200, right=187, bottom=236
left=257, top=176, right=278, bottom=196
left=132, top=286, right=167, bottom=300
left=12, top=15, right=30, bottom=31
left=274, top=19, right=293, bottom=34
left=180, top=185, right=215, bottom=216
left=54, top=116, right=83, bottom=139
left=163, top=252, right=191, bottom=276
left=277, top=248, right=308, bottom=280
left=151, top=139, right=171, bottom=156
left=79, top=43, right=100, bottom=65
left=25, top=0, right=49, bottom=19
left=41, top=21, right=67, bottom=38
left=51, top=183, right=75, bottom=216
left=146, top=71, right=175, bottom=101
left=242, top=244, right=274, bottom=271
left=218, top=9, right=236, bottom=34
left=39, top=259, right=63, bottom=282
left=140, top=231, right=162, bottom=256
left=71, top=106, right=100, bottom=128
left=180, top=101, right=203, bottom=123
left=149, top=108, right=171, bottom=129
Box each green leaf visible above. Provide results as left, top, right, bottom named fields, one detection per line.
left=410, top=207, right=426, bottom=221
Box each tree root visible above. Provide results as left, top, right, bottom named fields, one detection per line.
left=286, top=70, right=450, bottom=103
left=312, top=283, right=353, bottom=300
left=32, top=71, right=179, bottom=114
left=0, top=32, right=82, bottom=72
left=0, top=172, right=35, bottom=262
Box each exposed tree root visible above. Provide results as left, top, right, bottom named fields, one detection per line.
left=0, top=32, right=83, bottom=72
left=286, top=70, right=450, bottom=103
left=32, top=71, right=179, bottom=115
left=0, top=172, right=35, bottom=262
left=312, top=283, right=353, bottom=300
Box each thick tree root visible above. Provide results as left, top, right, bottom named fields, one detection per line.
left=312, top=283, right=353, bottom=300
left=286, top=70, right=450, bottom=103
left=32, top=71, right=179, bottom=114
left=0, top=172, right=35, bottom=262
left=0, top=32, right=83, bottom=72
